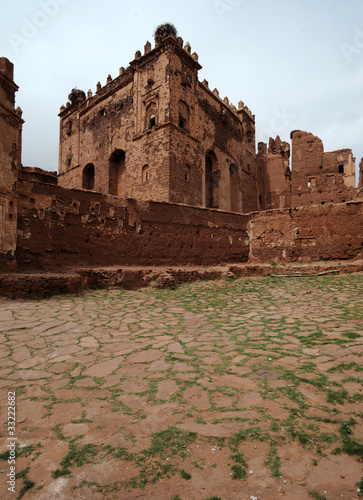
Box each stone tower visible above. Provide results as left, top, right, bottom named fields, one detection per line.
left=58, top=26, right=258, bottom=213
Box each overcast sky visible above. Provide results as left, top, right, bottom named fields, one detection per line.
left=1, top=0, right=362, bottom=184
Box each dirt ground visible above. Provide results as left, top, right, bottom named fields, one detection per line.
left=0, top=273, right=362, bottom=500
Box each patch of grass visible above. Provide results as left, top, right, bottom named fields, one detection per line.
left=142, top=427, right=197, bottom=460
left=230, top=451, right=248, bottom=467
left=196, top=417, right=207, bottom=424
left=328, top=362, right=363, bottom=374
left=52, top=468, right=72, bottom=478
left=264, top=445, right=281, bottom=478
left=16, top=467, right=35, bottom=499
left=309, top=490, right=327, bottom=500
left=270, top=421, right=280, bottom=432
left=191, top=459, right=205, bottom=470
left=52, top=424, right=67, bottom=441
left=230, top=451, right=248, bottom=479
left=341, top=332, right=361, bottom=339
left=18, top=443, right=42, bottom=458
left=52, top=442, right=100, bottom=478
left=0, top=449, right=11, bottom=461
left=71, top=480, right=103, bottom=492
left=357, top=477, right=363, bottom=497
left=349, top=392, right=363, bottom=403
left=332, top=418, right=363, bottom=459
left=326, top=388, right=348, bottom=405
left=229, top=426, right=266, bottom=452
left=180, top=469, right=191, bottom=480
left=71, top=410, right=94, bottom=424
left=231, top=464, right=247, bottom=479
left=288, top=426, right=311, bottom=446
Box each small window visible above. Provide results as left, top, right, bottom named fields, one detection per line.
left=142, top=165, right=149, bottom=182
left=66, top=121, right=72, bottom=136
left=67, top=158, right=71, bottom=167
left=308, top=180, right=311, bottom=187
left=145, top=101, right=158, bottom=130
left=178, top=100, right=189, bottom=131
left=99, top=109, right=106, bottom=117
left=338, top=164, right=344, bottom=174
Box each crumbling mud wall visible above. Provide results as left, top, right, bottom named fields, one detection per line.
left=257, top=137, right=291, bottom=210
left=248, top=200, right=363, bottom=263
left=16, top=175, right=249, bottom=271
left=291, top=131, right=357, bottom=207
left=0, top=58, right=23, bottom=270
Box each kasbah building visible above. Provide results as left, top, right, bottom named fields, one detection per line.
left=0, top=23, right=362, bottom=293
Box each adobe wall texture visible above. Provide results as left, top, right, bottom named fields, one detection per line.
left=258, top=131, right=361, bottom=211
left=248, top=200, right=363, bottom=263
left=290, top=131, right=357, bottom=207
left=16, top=169, right=363, bottom=271
left=16, top=173, right=249, bottom=271
left=257, top=137, right=291, bottom=210
left=0, top=57, right=23, bottom=270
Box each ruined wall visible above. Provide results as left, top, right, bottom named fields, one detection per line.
left=256, top=137, right=291, bottom=210
left=249, top=200, right=363, bottom=263
left=291, top=131, right=357, bottom=207
left=16, top=174, right=249, bottom=271
left=0, top=58, right=23, bottom=270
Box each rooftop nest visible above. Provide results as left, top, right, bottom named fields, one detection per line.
left=154, top=23, right=178, bottom=46
left=68, top=87, right=86, bottom=105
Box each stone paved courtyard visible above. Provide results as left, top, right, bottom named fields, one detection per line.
left=0, top=273, right=362, bottom=499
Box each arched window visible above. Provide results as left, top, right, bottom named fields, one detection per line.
left=82, top=163, right=95, bottom=190
left=178, top=100, right=189, bottom=130
left=145, top=102, right=157, bottom=129
left=142, top=165, right=149, bottom=182
left=109, top=149, right=125, bottom=196
left=205, top=151, right=219, bottom=209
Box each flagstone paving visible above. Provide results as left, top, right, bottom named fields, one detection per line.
left=0, top=273, right=362, bottom=499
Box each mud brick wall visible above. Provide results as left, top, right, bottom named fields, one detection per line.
left=16, top=179, right=249, bottom=271
left=0, top=58, right=23, bottom=271
left=291, top=131, right=357, bottom=207
left=248, top=201, right=363, bottom=263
